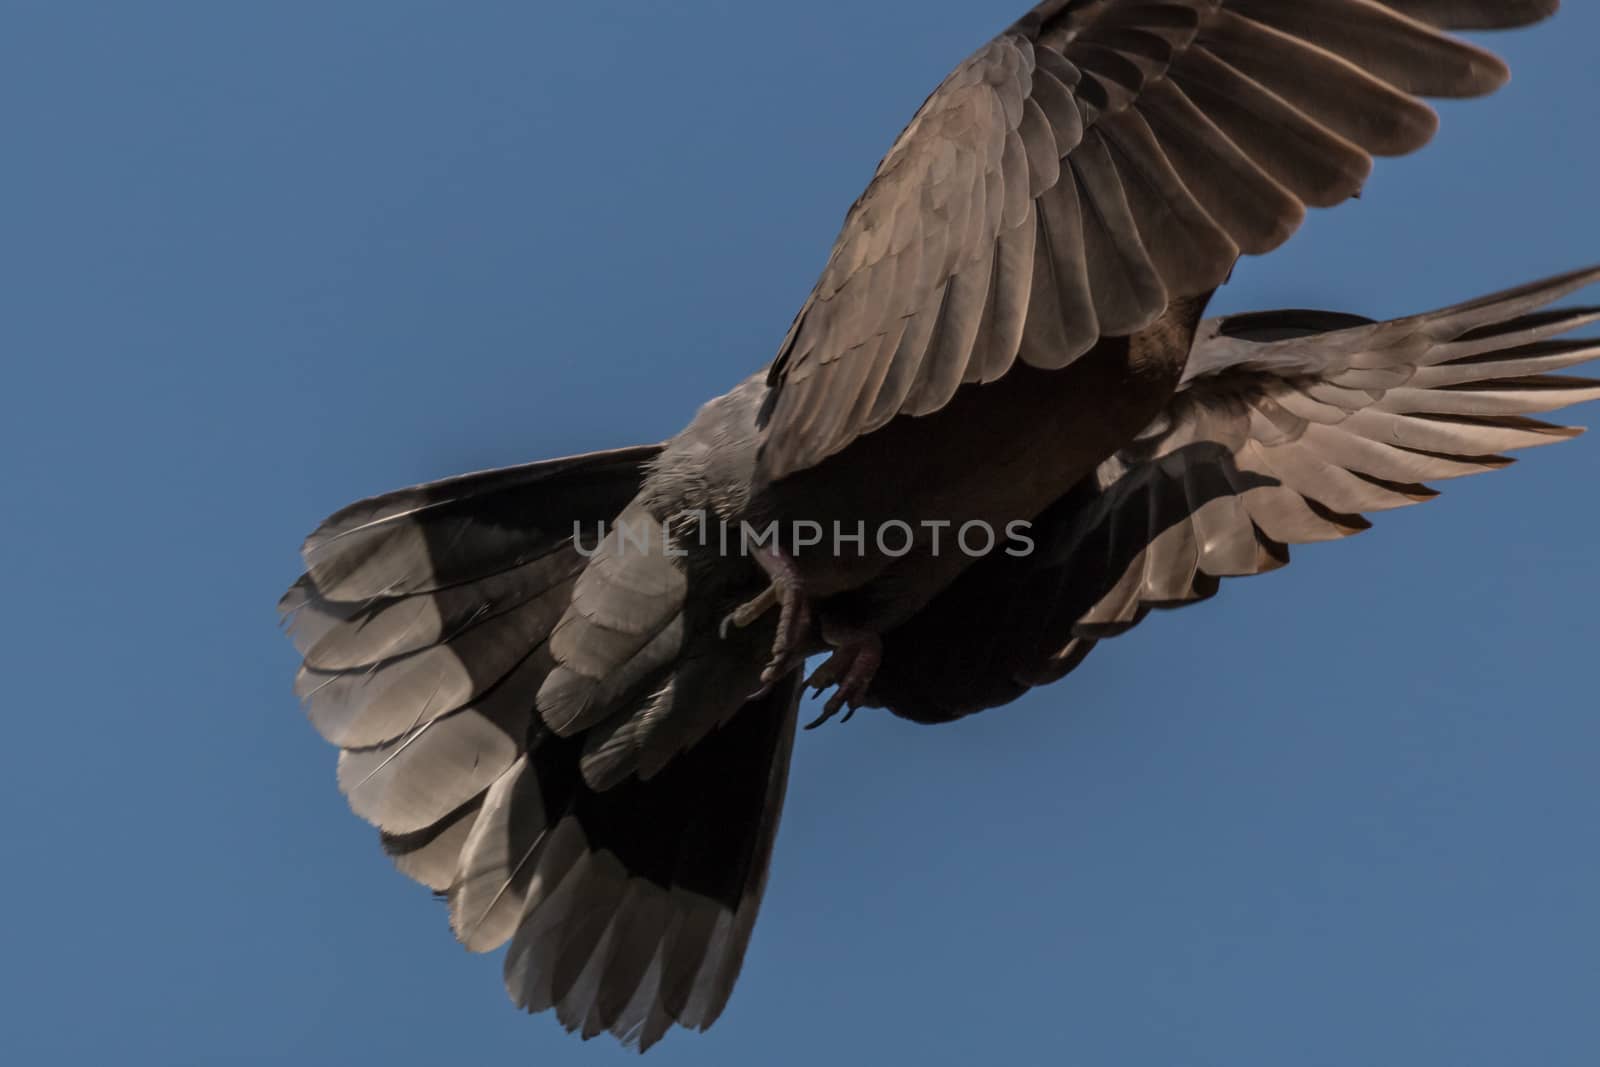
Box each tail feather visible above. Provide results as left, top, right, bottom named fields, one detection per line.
left=282, top=442, right=798, bottom=1051
left=295, top=588, right=572, bottom=750
left=335, top=656, right=536, bottom=835
left=383, top=797, right=482, bottom=892
left=294, top=552, right=576, bottom=671
left=298, top=444, right=659, bottom=600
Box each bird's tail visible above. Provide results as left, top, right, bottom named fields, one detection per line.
left=280, top=444, right=800, bottom=1050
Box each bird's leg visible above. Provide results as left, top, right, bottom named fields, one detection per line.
left=803, top=622, right=882, bottom=729
left=720, top=545, right=812, bottom=685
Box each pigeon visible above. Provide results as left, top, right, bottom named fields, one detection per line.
left=281, top=0, right=1596, bottom=1051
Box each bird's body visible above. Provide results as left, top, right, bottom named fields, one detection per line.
left=282, top=0, right=1595, bottom=1051
left=662, top=295, right=1207, bottom=640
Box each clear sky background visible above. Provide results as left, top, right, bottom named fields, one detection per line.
left=3, top=3, right=1598, bottom=1064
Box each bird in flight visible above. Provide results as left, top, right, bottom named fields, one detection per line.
left=282, top=0, right=1594, bottom=1051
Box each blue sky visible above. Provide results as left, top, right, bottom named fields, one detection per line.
left=3, top=2, right=1598, bottom=1064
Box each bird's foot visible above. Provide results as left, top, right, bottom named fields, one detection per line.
left=804, top=627, right=882, bottom=729
left=720, top=546, right=812, bottom=685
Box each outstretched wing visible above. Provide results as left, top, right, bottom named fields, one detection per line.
left=759, top=0, right=1556, bottom=479
left=869, top=266, right=1600, bottom=723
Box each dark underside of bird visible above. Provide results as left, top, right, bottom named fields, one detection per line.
left=279, top=0, right=1592, bottom=1052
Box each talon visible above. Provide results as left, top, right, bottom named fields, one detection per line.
left=804, top=655, right=844, bottom=693
left=805, top=689, right=850, bottom=731
left=801, top=627, right=881, bottom=729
